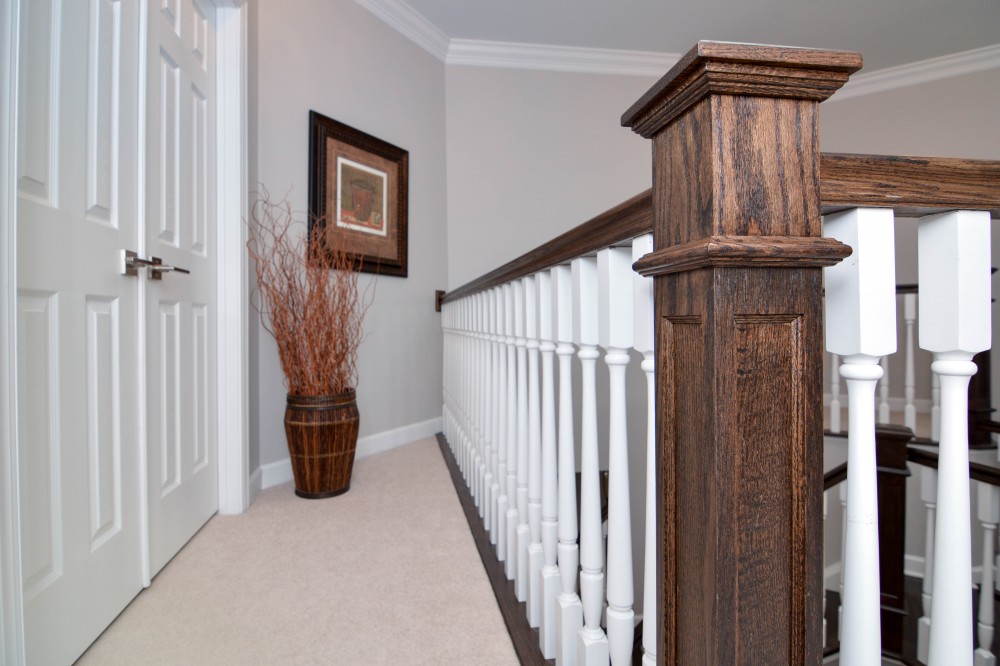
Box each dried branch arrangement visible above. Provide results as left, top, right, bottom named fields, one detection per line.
left=247, top=191, right=372, bottom=396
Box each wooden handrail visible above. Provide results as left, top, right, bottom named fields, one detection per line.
left=441, top=155, right=1000, bottom=304
left=907, top=446, right=1000, bottom=487
left=441, top=189, right=652, bottom=304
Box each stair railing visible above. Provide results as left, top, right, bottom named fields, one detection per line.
left=440, top=40, right=999, bottom=666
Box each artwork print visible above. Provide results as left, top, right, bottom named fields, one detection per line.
left=308, top=111, right=409, bottom=277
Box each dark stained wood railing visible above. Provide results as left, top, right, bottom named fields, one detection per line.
left=441, top=156, right=1000, bottom=305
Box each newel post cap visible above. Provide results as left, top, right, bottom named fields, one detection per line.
left=621, top=40, right=863, bottom=138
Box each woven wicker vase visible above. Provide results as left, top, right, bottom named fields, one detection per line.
left=284, top=390, right=360, bottom=499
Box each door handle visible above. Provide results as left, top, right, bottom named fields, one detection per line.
left=121, top=250, right=190, bottom=280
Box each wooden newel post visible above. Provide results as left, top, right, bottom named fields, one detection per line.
left=623, top=42, right=862, bottom=664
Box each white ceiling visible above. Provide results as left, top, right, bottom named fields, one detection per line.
left=401, top=0, right=1000, bottom=72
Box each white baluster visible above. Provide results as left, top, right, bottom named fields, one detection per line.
left=838, top=480, right=847, bottom=642
left=598, top=246, right=635, bottom=666
left=495, top=287, right=509, bottom=558
left=823, top=490, right=829, bottom=649
left=482, top=292, right=494, bottom=532
left=504, top=282, right=518, bottom=573
left=633, top=234, right=657, bottom=666
left=553, top=264, right=583, bottom=665
left=918, top=466, right=938, bottom=664
left=879, top=355, right=891, bottom=424
left=573, top=255, right=609, bottom=665
left=922, top=210, right=992, bottom=666
left=515, top=278, right=530, bottom=602
left=931, top=371, right=942, bottom=442
left=904, top=293, right=918, bottom=432
left=537, top=270, right=559, bottom=659
left=474, top=294, right=484, bottom=514
left=460, top=299, right=469, bottom=481
left=488, top=289, right=500, bottom=544
left=976, top=483, right=999, bottom=666
left=830, top=353, right=843, bottom=433
left=824, top=207, right=897, bottom=665
left=526, top=275, right=543, bottom=627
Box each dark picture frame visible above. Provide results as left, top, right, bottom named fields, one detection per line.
left=308, top=111, right=409, bottom=277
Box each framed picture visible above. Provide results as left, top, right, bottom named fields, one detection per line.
left=308, top=111, right=409, bottom=277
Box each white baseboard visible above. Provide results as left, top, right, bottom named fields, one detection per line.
left=248, top=466, right=263, bottom=504
left=254, top=416, right=444, bottom=490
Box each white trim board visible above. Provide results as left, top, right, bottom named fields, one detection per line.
left=257, top=416, right=444, bottom=490
left=355, top=0, right=1000, bottom=87
left=832, top=43, right=1000, bottom=102
left=354, top=0, right=449, bottom=61
left=447, top=40, right=679, bottom=77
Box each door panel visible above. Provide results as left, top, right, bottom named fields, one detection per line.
left=16, top=0, right=144, bottom=663
left=145, top=0, right=218, bottom=576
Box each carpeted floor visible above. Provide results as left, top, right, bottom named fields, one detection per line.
left=76, top=437, right=518, bottom=665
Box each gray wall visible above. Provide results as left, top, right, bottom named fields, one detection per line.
left=250, top=0, right=448, bottom=468
left=444, top=66, right=656, bottom=290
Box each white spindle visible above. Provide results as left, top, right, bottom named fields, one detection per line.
left=830, top=353, right=843, bottom=433
left=838, top=481, right=847, bottom=641
left=904, top=293, right=918, bottom=431
left=482, top=293, right=495, bottom=534
left=505, top=282, right=518, bottom=576
left=573, top=255, right=609, bottom=664
left=922, top=210, right=992, bottom=666
left=918, top=466, right=938, bottom=664
left=932, top=372, right=942, bottom=442
left=633, top=234, right=657, bottom=666
left=537, top=270, right=559, bottom=659
left=976, top=483, right=999, bottom=666
left=879, top=355, right=891, bottom=424
left=598, top=246, right=635, bottom=666
left=553, top=264, right=583, bottom=664
left=824, top=207, right=897, bottom=665
left=473, top=293, right=487, bottom=520
left=823, top=490, right=829, bottom=649
left=489, top=289, right=501, bottom=545
left=526, top=275, right=543, bottom=627
left=515, top=278, right=530, bottom=602
left=495, top=288, right=509, bottom=558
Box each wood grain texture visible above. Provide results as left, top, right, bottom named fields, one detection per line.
left=633, top=235, right=851, bottom=276
left=658, top=269, right=826, bottom=664
left=440, top=153, right=999, bottom=305
left=636, top=43, right=833, bottom=665
left=622, top=41, right=862, bottom=139
left=435, top=433, right=551, bottom=665
left=821, top=153, right=1000, bottom=218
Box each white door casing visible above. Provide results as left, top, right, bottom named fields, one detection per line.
left=0, top=0, right=248, bottom=662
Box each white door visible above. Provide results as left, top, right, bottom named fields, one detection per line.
left=16, top=0, right=145, bottom=664
left=15, top=0, right=221, bottom=661
left=143, top=0, right=219, bottom=576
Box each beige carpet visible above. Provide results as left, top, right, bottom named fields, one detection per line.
left=76, top=437, right=518, bottom=665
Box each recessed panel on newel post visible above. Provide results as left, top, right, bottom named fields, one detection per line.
left=623, top=41, right=861, bottom=665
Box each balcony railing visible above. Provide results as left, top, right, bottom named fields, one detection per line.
left=438, top=41, right=1000, bottom=665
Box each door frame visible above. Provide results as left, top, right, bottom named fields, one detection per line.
left=0, top=0, right=249, bottom=661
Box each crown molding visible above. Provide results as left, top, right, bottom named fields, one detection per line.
left=832, top=43, right=1000, bottom=102
left=447, top=39, right=680, bottom=77
left=354, top=0, right=450, bottom=61
left=355, top=0, right=1000, bottom=88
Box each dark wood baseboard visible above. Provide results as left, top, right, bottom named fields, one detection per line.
left=436, top=433, right=552, bottom=665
